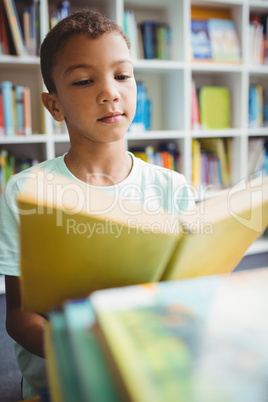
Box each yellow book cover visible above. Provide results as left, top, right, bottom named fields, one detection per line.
left=192, top=139, right=202, bottom=186
left=200, top=137, right=231, bottom=186
left=199, top=86, right=231, bottom=129
left=44, top=322, right=64, bottom=402
left=16, top=168, right=268, bottom=313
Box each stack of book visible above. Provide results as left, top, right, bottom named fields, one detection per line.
left=124, top=10, right=171, bottom=60
left=0, top=0, right=41, bottom=57
left=192, top=137, right=232, bottom=188
left=0, top=81, right=32, bottom=137
left=0, top=148, right=37, bottom=196
left=45, top=266, right=268, bottom=402
left=130, top=142, right=181, bottom=172
left=50, top=0, right=70, bottom=29
left=190, top=6, right=241, bottom=63
left=249, top=13, right=268, bottom=65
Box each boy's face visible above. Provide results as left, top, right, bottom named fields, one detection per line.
left=45, top=32, right=137, bottom=145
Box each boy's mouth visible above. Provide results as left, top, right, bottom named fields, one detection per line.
left=98, top=112, right=124, bottom=124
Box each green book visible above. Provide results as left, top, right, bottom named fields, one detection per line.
left=63, top=299, right=121, bottom=402
left=49, top=311, right=83, bottom=402
left=199, top=86, right=231, bottom=129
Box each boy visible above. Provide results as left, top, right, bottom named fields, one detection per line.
left=0, top=9, right=195, bottom=399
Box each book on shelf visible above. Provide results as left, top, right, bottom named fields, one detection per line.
left=191, top=80, right=201, bottom=129
left=15, top=85, right=24, bottom=136
left=249, top=14, right=268, bottom=65
left=192, top=138, right=232, bottom=188
left=23, top=86, right=32, bottom=135
left=130, top=143, right=181, bottom=172
left=191, top=139, right=202, bottom=186
left=199, top=86, right=231, bottom=130
left=0, top=81, right=32, bottom=136
left=190, top=19, right=212, bottom=60
left=1, top=81, right=15, bottom=136
left=3, top=0, right=27, bottom=56
left=249, top=84, right=267, bottom=128
left=248, top=137, right=267, bottom=176
left=49, top=0, right=70, bottom=30
left=45, top=267, right=268, bottom=402
left=207, top=19, right=241, bottom=63
left=0, top=91, right=4, bottom=136
left=16, top=168, right=268, bottom=314
left=138, top=20, right=171, bottom=60
left=129, top=81, right=151, bottom=132
left=190, top=7, right=241, bottom=63
left=199, top=138, right=231, bottom=187
left=0, top=149, right=38, bottom=195
left=124, top=10, right=139, bottom=60
left=0, top=0, right=11, bottom=55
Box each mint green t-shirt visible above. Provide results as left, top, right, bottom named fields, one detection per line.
left=0, top=152, right=195, bottom=398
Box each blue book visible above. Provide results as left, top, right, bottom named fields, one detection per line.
left=140, top=21, right=157, bottom=59
left=249, top=85, right=258, bottom=128
left=62, top=299, right=120, bottom=402
left=1, top=81, right=15, bottom=136
left=15, top=85, right=24, bottom=135
left=191, top=20, right=212, bottom=60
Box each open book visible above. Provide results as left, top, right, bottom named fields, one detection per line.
left=16, top=168, right=268, bottom=313
left=45, top=267, right=268, bottom=402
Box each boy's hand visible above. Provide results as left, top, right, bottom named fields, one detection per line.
left=5, top=275, right=47, bottom=358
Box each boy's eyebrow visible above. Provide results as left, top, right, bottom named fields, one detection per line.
left=63, top=60, right=133, bottom=76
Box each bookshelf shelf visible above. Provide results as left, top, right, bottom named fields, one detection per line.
left=0, top=135, right=47, bottom=144
left=190, top=62, right=243, bottom=72
left=127, top=130, right=185, bottom=140
left=0, top=55, right=40, bottom=66
left=191, top=128, right=244, bottom=138
left=0, top=0, right=267, bottom=257
left=133, top=59, right=185, bottom=71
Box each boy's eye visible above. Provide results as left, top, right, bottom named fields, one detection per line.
left=73, top=79, right=93, bottom=86
left=115, top=75, right=130, bottom=80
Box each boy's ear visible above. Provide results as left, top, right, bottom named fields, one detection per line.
left=41, top=92, right=64, bottom=121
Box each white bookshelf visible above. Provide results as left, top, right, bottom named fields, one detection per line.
left=0, top=0, right=267, bottom=256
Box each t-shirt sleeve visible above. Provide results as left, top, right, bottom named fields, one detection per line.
left=174, top=173, right=196, bottom=214
left=0, top=175, right=21, bottom=276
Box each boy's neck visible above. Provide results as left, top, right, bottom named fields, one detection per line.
left=64, top=144, right=133, bottom=187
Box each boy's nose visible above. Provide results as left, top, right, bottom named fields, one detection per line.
left=97, top=83, right=120, bottom=104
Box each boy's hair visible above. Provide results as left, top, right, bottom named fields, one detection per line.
left=40, top=9, right=130, bottom=94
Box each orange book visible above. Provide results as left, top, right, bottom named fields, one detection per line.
left=23, top=86, right=32, bottom=135
left=191, top=7, right=231, bottom=21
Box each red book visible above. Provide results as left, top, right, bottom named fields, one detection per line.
left=23, top=87, right=32, bottom=135
left=0, top=0, right=10, bottom=54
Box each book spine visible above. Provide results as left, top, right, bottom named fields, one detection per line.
left=30, top=3, right=36, bottom=55
left=191, top=80, right=200, bottom=130
left=23, top=86, right=32, bottom=135
left=0, top=91, right=5, bottom=136
left=1, top=80, right=15, bottom=136
left=23, top=7, right=31, bottom=54
left=15, top=85, right=24, bottom=135
left=0, top=0, right=10, bottom=54
left=3, top=0, right=26, bottom=56
left=140, top=21, right=154, bottom=59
